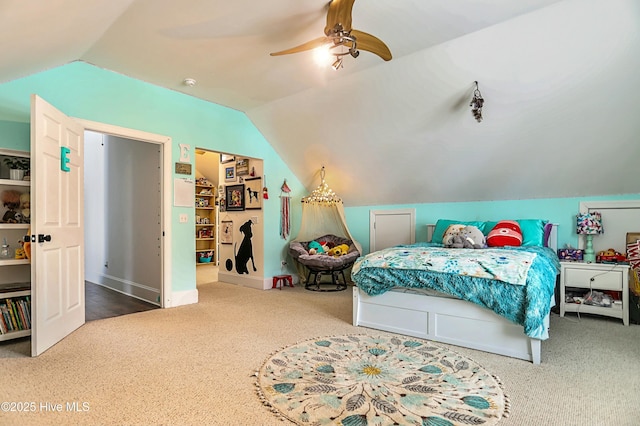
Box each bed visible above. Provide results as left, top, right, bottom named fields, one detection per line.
left=352, top=220, right=560, bottom=364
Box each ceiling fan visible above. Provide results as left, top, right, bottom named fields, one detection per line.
left=270, top=0, right=392, bottom=69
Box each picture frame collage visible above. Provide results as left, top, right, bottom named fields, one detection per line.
left=220, top=154, right=262, bottom=211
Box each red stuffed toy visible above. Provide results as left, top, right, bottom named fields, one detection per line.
left=487, top=220, right=523, bottom=247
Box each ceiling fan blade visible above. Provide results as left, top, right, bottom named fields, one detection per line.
left=325, top=0, right=355, bottom=34
left=350, top=30, right=392, bottom=61
left=270, top=36, right=331, bottom=56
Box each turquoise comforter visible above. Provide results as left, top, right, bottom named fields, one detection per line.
left=352, top=243, right=560, bottom=339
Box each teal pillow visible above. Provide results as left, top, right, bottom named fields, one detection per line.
left=517, top=219, right=548, bottom=246
left=432, top=219, right=486, bottom=244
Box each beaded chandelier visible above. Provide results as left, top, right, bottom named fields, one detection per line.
left=302, top=166, right=342, bottom=205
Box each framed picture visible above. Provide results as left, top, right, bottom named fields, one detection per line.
left=244, top=177, right=262, bottom=210
left=236, top=158, right=249, bottom=176
left=224, top=165, right=236, bottom=182
left=225, top=184, right=245, bottom=211
left=220, top=220, right=233, bottom=244
left=220, top=154, right=235, bottom=164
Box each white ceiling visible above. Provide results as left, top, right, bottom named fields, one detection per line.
left=2, top=0, right=639, bottom=206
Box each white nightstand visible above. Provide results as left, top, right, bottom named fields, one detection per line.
left=560, top=261, right=629, bottom=326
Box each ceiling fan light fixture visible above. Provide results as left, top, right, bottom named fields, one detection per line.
left=313, top=45, right=333, bottom=66
left=269, top=0, right=392, bottom=66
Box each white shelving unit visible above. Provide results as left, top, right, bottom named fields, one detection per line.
left=195, top=184, right=216, bottom=266
left=0, top=149, right=31, bottom=341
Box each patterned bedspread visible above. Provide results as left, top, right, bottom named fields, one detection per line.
left=352, top=243, right=560, bottom=339
left=352, top=246, right=537, bottom=286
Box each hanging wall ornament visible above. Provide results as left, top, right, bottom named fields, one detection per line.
left=281, top=179, right=291, bottom=194
left=470, top=81, right=484, bottom=123
left=280, top=179, right=291, bottom=240
left=263, top=174, right=269, bottom=199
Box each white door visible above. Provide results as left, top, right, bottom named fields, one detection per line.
left=369, top=209, right=416, bottom=252
left=30, top=95, right=85, bottom=356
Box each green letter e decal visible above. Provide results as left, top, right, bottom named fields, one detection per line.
left=61, top=146, right=71, bottom=172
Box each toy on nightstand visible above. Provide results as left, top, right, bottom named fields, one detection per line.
left=596, top=248, right=627, bottom=263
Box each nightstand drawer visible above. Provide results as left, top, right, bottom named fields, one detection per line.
left=563, top=268, right=623, bottom=290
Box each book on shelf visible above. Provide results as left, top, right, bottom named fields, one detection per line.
left=0, top=296, right=31, bottom=334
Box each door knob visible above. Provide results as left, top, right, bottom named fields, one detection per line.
left=38, top=234, right=52, bottom=243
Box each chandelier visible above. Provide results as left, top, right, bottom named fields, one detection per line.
left=302, top=166, right=342, bottom=205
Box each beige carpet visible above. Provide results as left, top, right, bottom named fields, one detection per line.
left=0, top=281, right=639, bottom=425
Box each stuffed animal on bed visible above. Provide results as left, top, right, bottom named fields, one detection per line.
left=442, top=224, right=466, bottom=247
left=443, top=225, right=485, bottom=249
left=487, top=220, right=522, bottom=247
left=461, top=225, right=486, bottom=249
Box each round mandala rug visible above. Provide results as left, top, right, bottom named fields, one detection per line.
left=255, top=334, right=509, bottom=426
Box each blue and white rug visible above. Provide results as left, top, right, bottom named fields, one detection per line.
left=255, top=334, right=509, bottom=425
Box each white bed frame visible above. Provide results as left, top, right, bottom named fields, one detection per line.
left=353, top=224, right=558, bottom=364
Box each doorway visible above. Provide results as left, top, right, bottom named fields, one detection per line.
left=83, top=130, right=165, bottom=319
left=29, top=97, right=173, bottom=356
left=195, top=148, right=220, bottom=285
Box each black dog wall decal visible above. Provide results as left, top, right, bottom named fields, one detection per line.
left=235, top=220, right=257, bottom=274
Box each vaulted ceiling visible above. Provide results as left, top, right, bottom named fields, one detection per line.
left=2, top=0, right=638, bottom=206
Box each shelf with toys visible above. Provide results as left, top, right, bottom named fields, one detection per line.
left=195, top=177, right=217, bottom=266
left=0, top=148, right=31, bottom=341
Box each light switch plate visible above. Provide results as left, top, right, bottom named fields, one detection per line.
left=179, top=214, right=188, bottom=223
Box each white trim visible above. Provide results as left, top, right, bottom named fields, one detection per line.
left=369, top=208, right=416, bottom=252
left=74, top=118, right=172, bottom=308
left=218, top=272, right=269, bottom=290
left=169, top=288, right=199, bottom=307
left=580, top=200, right=640, bottom=213
left=578, top=200, right=640, bottom=249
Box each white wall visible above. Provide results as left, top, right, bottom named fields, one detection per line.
left=84, top=131, right=106, bottom=286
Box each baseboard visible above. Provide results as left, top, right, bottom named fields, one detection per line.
left=98, top=274, right=160, bottom=305
left=218, top=272, right=270, bottom=290
left=169, top=288, right=199, bottom=307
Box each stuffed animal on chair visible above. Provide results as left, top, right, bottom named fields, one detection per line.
left=327, top=244, right=349, bottom=257
left=308, top=240, right=325, bottom=255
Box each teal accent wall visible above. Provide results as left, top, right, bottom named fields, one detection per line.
left=0, top=120, right=29, bottom=150
left=345, top=194, right=640, bottom=255
left=4, top=62, right=638, bottom=294
left=0, top=61, right=305, bottom=293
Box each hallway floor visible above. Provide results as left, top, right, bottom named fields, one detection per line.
left=85, top=281, right=158, bottom=321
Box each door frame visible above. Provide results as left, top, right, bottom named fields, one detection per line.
left=75, top=119, right=172, bottom=307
